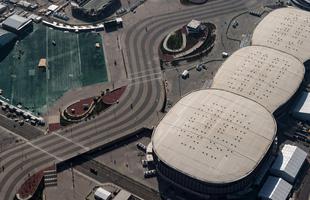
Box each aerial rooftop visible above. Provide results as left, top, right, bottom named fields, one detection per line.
left=2, top=14, right=31, bottom=31
left=187, top=19, right=201, bottom=29
left=212, top=46, right=304, bottom=112
left=270, top=144, right=307, bottom=183
left=252, top=7, right=310, bottom=62
left=152, top=89, right=276, bottom=183
left=258, top=176, right=292, bottom=200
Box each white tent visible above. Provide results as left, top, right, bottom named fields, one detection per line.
left=258, top=176, right=292, bottom=200
left=94, top=187, right=111, bottom=200
left=270, top=144, right=307, bottom=183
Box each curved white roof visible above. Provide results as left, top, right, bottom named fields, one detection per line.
left=252, top=7, right=310, bottom=62
left=212, top=46, right=304, bottom=112
left=152, top=89, right=276, bottom=183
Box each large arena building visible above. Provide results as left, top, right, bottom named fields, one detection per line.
left=153, top=89, right=277, bottom=197
left=71, top=0, right=117, bottom=20
left=152, top=7, right=310, bottom=199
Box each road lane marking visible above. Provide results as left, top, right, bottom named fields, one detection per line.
left=53, top=132, right=89, bottom=151
left=128, top=71, right=162, bottom=81
left=5, top=129, right=63, bottom=161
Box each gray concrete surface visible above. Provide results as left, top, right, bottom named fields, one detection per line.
left=44, top=168, right=99, bottom=200
left=94, top=136, right=158, bottom=190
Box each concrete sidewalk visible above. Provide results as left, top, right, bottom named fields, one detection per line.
left=44, top=168, right=101, bottom=200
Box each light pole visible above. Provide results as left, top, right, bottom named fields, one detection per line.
left=0, top=141, right=2, bottom=172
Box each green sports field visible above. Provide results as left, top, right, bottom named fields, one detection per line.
left=0, top=24, right=107, bottom=114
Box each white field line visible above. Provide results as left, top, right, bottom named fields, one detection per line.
left=46, top=26, right=49, bottom=108
left=76, top=34, right=82, bottom=76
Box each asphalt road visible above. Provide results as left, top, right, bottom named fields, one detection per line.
left=0, top=113, right=43, bottom=140
left=0, top=0, right=260, bottom=199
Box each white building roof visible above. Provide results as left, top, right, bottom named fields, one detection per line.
left=2, top=15, right=32, bottom=31
left=152, top=89, right=276, bottom=183
left=94, top=187, right=111, bottom=200
left=47, top=4, right=58, bottom=11
left=17, top=0, right=31, bottom=8
left=252, top=7, right=310, bottom=62
left=0, top=3, right=7, bottom=10
left=258, top=176, right=292, bottom=200
left=187, top=19, right=201, bottom=29
left=293, top=92, right=310, bottom=115
left=212, top=46, right=304, bottom=113
left=113, top=190, right=131, bottom=200
left=271, top=144, right=307, bottom=181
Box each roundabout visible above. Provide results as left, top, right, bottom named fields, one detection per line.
left=160, top=20, right=216, bottom=62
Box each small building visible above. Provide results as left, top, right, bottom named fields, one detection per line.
left=47, top=4, right=58, bottom=12
left=186, top=19, right=202, bottom=34
left=113, top=190, right=131, bottom=200
left=0, top=3, right=8, bottom=14
left=94, top=187, right=111, bottom=200
left=116, top=17, right=123, bottom=26
left=258, top=176, right=292, bottom=200
left=27, top=14, right=42, bottom=23
left=17, top=0, right=31, bottom=10
left=146, top=154, right=154, bottom=163
left=2, top=14, right=33, bottom=34
left=95, top=43, right=100, bottom=48
left=146, top=142, right=153, bottom=154
left=270, top=144, right=307, bottom=183
left=104, top=19, right=118, bottom=30
left=9, top=0, right=18, bottom=4
left=292, top=92, right=310, bottom=121
left=38, top=58, right=47, bottom=69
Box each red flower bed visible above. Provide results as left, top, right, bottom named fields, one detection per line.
left=48, top=123, right=61, bottom=132
left=17, top=166, right=55, bottom=199
left=102, top=86, right=127, bottom=105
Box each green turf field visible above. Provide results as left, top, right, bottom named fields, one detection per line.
left=0, top=24, right=108, bottom=114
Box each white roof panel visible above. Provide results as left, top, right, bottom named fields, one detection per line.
left=113, top=190, right=131, bottom=200
left=252, top=7, right=310, bottom=62
left=2, top=15, right=31, bottom=30
left=212, top=46, right=304, bottom=113
left=187, top=19, right=201, bottom=29
left=271, top=144, right=307, bottom=181
left=94, top=187, right=111, bottom=200
left=293, top=92, right=310, bottom=114
left=47, top=4, right=58, bottom=11
left=259, top=176, right=292, bottom=200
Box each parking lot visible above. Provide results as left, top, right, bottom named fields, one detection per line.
left=93, top=134, right=159, bottom=191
